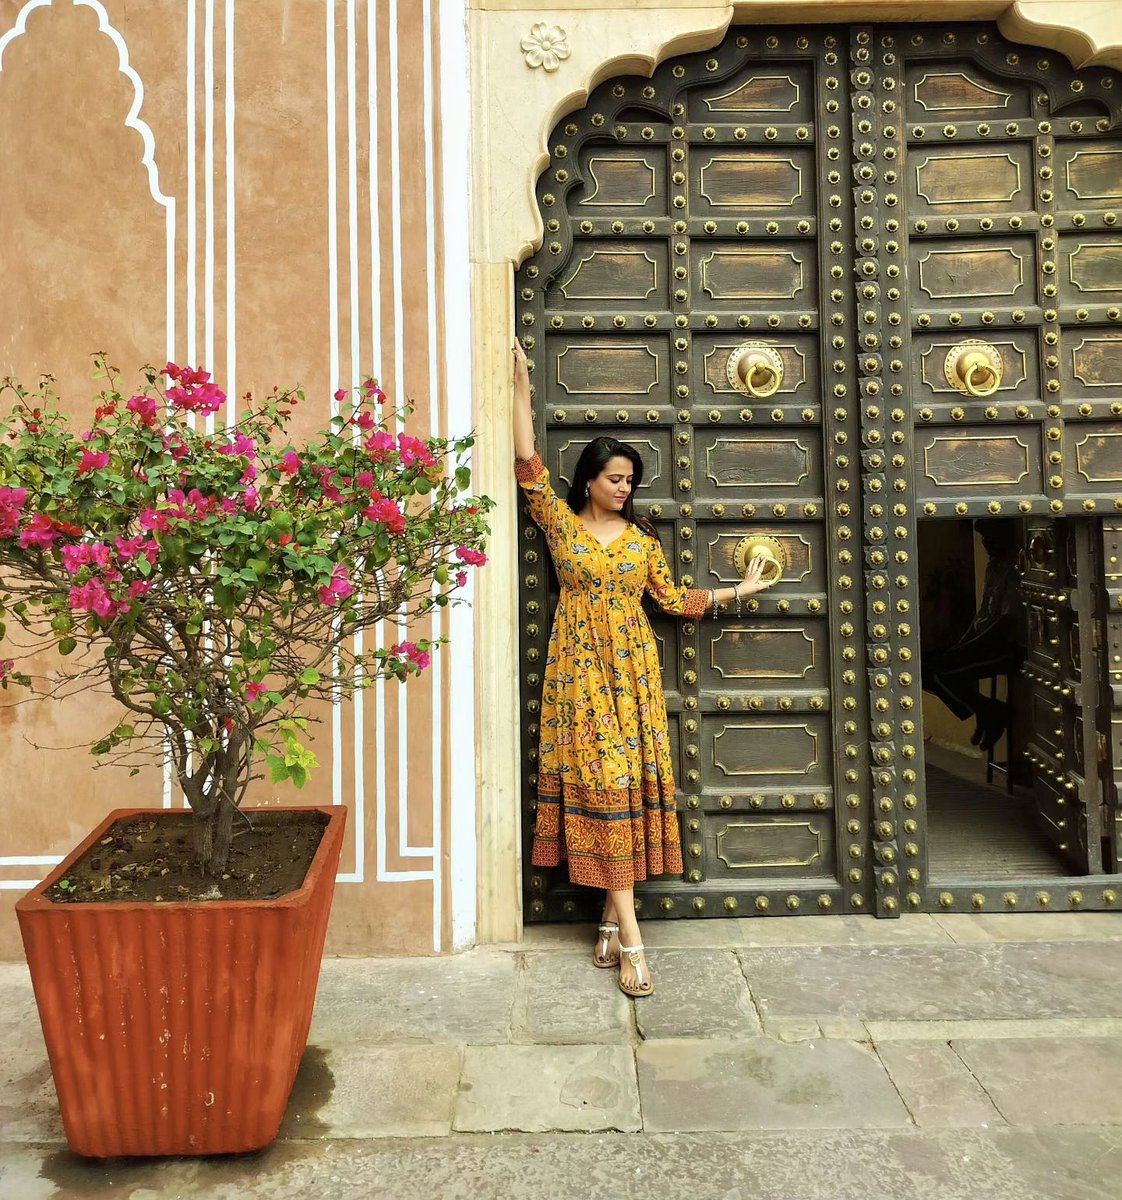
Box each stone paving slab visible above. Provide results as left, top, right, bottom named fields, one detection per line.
left=867, top=1016, right=1122, bottom=1042
left=934, top=912, right=1122, bottom=943
left=952, top=1036, right=1122, bottom=1127
left=512, top=953, right=631, bottom=1044
left=0, top=1050, right=61, bottom=1143
left=736, top=914, right=954, bottom=947
left=0, top=963, right=42, bottom=1048
left=6, top=1128, right=1122, bottom=1200
left=308, top=952, right=516, bottom=1045
left=738, top=942, right=1122, bottom=1022
left=874, top=1040, right=1004, bottom=1128
left=636, top=1037, right=910, bottom=1132
left=454, top=1044, right=640, bottom=1133
left=280, top=1044, right=461, bottom=1139
left=634, top=949, right=760, bottom=1040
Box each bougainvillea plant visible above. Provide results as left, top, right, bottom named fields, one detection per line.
left=0, top=361, right=491, bottom=875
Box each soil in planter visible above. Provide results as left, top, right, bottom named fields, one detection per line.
left=46, top=810, right=329, bottom=904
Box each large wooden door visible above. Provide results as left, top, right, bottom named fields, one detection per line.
left=1019, top=518, right=1102, bottom=872
left=517, top=22, right=1122, bottom=920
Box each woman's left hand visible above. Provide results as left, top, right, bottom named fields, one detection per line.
left=737, top=552, right=770, bottom=596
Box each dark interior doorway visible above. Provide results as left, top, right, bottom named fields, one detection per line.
left=918, top=519, right=1068, bottom=881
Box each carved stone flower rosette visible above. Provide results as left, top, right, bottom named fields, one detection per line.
left=521, top=22, right=570, bottom=73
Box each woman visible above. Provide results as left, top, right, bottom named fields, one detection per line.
left=512, top=340, right=770, bottom=997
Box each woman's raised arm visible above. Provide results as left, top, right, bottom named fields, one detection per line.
left=512, top=340, right=537, bottom=462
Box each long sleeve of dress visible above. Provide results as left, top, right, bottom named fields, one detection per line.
left=646, top=536, right=708, bottom=619
left=515, top=452, right=572, bottom=554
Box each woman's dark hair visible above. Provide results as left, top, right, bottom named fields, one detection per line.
left=564, top=437, right=659, bottom=540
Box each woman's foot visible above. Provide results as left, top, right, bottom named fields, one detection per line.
left=617, top=943, right=653, bottom=997
left=592, top=922, right=620, bottom=968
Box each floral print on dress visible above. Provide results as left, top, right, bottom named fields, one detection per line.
left=516, top=452, right=706, bottom=889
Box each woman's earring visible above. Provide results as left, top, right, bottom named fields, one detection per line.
left=584, top=484, right=590, bottom=502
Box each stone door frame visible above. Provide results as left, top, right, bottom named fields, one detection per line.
left=468, top=0, right=1122, bottom=943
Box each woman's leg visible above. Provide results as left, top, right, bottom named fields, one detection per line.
left=608, top=886, right=651, bottom=993
left=593, top=892, right=620, bottom=966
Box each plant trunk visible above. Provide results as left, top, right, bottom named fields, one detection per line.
left=193, top=799, right=235, bottom=877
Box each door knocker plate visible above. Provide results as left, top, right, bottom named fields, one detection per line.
left=944, top=339, right=1003, bottom=398
left=726, top=343, right=784, bottom=399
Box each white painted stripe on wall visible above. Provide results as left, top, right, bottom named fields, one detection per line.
left=204, top=0, right=215, bottom=382
left=225, top=0, right=236, bottom=425
left=187, top=0, right=197, bottom=365
left=438, top=0, right=476, bottom=949
left=422, top=0, right=443, bottom=950
left=369, top=0, right=424, bottom=884
left=325, top=0, right=347, bottom=867
left=374, top=0, right=434, bottom=884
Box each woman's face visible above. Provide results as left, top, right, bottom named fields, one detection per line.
left=589, top=455, right=634, bottom=512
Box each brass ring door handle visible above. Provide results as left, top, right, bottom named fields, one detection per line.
left=944, top=339, right=1003, bottom=398
left=733, top=535, right=786, bottom=588
left=727, top=343, right=784, bottom=399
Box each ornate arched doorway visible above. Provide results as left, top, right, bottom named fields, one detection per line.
left=514, top=20, right=1122, bottom=920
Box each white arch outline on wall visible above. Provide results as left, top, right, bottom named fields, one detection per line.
left=0, top=0, right=177, bottom=888
left=0, top=0, right=177, bottom=369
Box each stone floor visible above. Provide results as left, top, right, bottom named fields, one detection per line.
left=3, top=912, right=1122, bottom=1199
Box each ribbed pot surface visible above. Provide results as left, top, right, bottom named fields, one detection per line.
left=16, top=805, right=346, bottom=1158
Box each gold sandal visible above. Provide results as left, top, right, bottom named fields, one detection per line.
left=592, top=922, right=620, bottom=968
left=618, top=942, right=654, bottom=998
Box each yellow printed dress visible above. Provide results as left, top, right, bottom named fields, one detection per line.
left=516, top=453, right=707, bottom=890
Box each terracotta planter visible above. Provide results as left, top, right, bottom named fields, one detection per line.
left=16, top=804, right=346, bottom=1158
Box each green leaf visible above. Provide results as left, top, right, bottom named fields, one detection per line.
left=455, top=466, right=471, bottom=491
left=58, top=637, right=77, bottom=656
left=298, top=668, right=321, bottom=686
left=288, top=762, right=308, bottom=789
left=267, top=754, right=288, bottom=784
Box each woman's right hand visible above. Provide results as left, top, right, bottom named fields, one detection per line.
left=737, top=552, right=770, bottom=596
left=512, top=340, right=530, bottom=398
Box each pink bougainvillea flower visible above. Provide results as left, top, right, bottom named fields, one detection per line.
left=68, top=577, right=118, bottom=620
left=243, top=486, right=260, bottom=512
left=246, top=681, right=266, bottom=702
left=126, top=394, right=158, bottom=426
left=355, top=411, right=376, bottom=432
left=77, top=449, right=109, bottom=475
left=334, top=388, right=347, bottom=403
left=364, top=496, right=406, bottom=535
left=138, top=506, right=171, bottom=534
left=397, top=434, right=436, bottom=470
left=0, top=658, right=13, bottom=679
left=114, top=534, right=145, bottom=559
left=20, top=513, right=69, bottom=550
left=0, top=486, right=28, bottom=539
left=355, top=471, right=374, bottom=490
left=455, top=571, right=468, bottom=588
left=391, top=640, right=431, bottom=671
left=317, top=565, right=354, bottom=607
left=455, top=546, right=487, bottom=567
left=279, top=451, right=302, bottom=474
left=127, top=579, right=152, bottom=600
left=60, top=542, right=111, bottom=574
left=165, top=362, right=226, bottom=415
left=364, top=430, right=395, bottom=458
left=218, top=432, right=256, bottom=459
left=362, top=378, right=387, bottom=405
